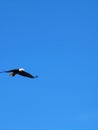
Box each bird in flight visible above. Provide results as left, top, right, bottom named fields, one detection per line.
left=0, top=68, right=38, bottom=78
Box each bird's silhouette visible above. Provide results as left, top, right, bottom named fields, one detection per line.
left=0, top=68, right=38, bottom=78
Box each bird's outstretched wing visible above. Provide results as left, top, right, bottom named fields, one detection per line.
left=18, top=71, right=38, bottom=78
left=0, top=69, right=18, bottom=73
left=5, top=69, right=19, bottom=73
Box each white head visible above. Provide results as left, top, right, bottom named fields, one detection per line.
left=19, top=68, right=25, bottom=71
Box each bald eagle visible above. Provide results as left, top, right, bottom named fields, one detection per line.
left=0, top=68, right=38, bottom=78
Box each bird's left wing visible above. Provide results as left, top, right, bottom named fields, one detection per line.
left=0, top=69, right=19, bottom=73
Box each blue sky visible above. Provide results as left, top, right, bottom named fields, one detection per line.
left=0, top=0, right=98, bottom=129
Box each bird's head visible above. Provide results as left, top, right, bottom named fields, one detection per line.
left=19, top=68, right=25, bottom=71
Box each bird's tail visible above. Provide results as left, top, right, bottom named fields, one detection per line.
left=9, top=72, right=16, bottom=77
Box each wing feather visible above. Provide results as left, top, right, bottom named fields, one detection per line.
left=5, top=69, right=19, bottom=73
left=18, top=71, right=35, bottom=78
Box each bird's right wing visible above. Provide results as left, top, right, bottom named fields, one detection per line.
left=18, top=71, right=38, bottom=78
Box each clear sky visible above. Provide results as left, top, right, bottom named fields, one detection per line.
left=0, top=0, right=98, bottom=130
